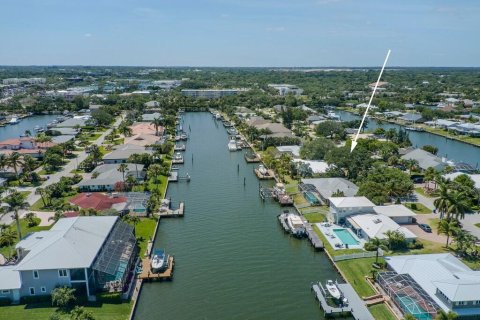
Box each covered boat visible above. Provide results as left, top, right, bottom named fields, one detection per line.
left=151, top=249, right=169, bottom=273
left=285, top=213, right=305, bottom=237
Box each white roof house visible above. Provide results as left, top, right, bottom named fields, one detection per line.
left=443, top=172, right=480, bottom=189
left=327, top=196, right=375, bottom=223
left=329, top=196, right=375, bottom=209
left=276, top=145, right=301, bottom=158
left=302, top=178, right=359, bottom=201
left=401, top=148, right=447, bottom=171
left=385, top=254, right=480, bottom=316
left=15, top=216, right=118, bottom=271
left=373, top=205, right=417, bottom=224
left=293, top=159, right=330, bottom=174
left=347, top=214, right=417, bottom=241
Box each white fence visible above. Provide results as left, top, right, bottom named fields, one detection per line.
left=332, top=249, right=384, bottom=262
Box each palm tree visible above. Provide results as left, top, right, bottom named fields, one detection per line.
left=117, top=163, right=128, bottom=191
left=4, top=190, right=29, bottom=241
left=151, top=117, right=163, bottom=136
left=0, top=154, right=8, bottom=172
left=119, top=124, right=132, bottom=138
left=434, top=179, right=451, bottom=219
left=147, top=164, right=163, bottom=191
left=370, top=237, right=384, bottom=263
left=21, top=155, right=37, bottom=181
left=8, top=152, right=23, bottom=175
left=126, top=175, right=137, bottom=191
left=0, top=228, right=17, bottom=258
left=437, top=219, right=458, bottom=248
left=34, top=133, right=52, bottom=148
left=435, top=309, right=458, bottom=320
left=129, top=214, right=140, bottom=235
left=49, top=210, right=65, bottom=223
left=446, top=190, right=470, bottom=221
left=423, top=167, right=436, bottom=189
left=24, top=130, right=32, bottom=137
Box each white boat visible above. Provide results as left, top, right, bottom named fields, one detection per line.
left=258, top=164, right=268, bottom=175
left=173, top=153, right=183, bottom=161
left=151, top=249, right=169, bottom=273
left=215, top=113, right=222, bottom=120
left=9, top=117, right=20, bottom=124
left=326, top=280, right=341, bottom=299
left=327, top=111, right=340, bottom=120
left=285, top=213, right=306, bottom=237
left=228, top=139, right=237, bottom=151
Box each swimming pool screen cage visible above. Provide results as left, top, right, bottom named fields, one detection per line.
left=377, top=271, right=439, bottom=320
left=298, top=183, right=318, bottom=193
left=91, top=220, right=137, bottom=290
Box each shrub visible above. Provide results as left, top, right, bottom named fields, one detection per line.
left=407, top=240, right=424, bottom=250
left=0, top=298, right=11, bottom=306
left=20, top=294, right=52, bottom=304
left=410, top=203, right=418, bottom=210
left=51, top=286, right=76, bottom=309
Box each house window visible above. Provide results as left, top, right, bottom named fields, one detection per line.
left=33, top=270, right=39, bottom=279
left=1, top=290, right=10, bottom=294
left=29, top=287, right=35, bottom=295
left=58, top=269, right=68, bottom=277
left=41, top=287, right=47, bottom=293
left=474, top=300, right=480, bottom=305
left=456, top=301, right=466, bottom=306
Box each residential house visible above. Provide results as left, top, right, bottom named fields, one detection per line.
left=301, top=178, right=359, bottom=204
left=76, top=163, right=145, bottom=192
left=346, top=214, right=417, bottom=242
left=144, top=101, right=160, bottom=108
left=327, top=196, right=375, bottom=223
left=140, top=112, right=163, bottom=122
left=373, top=205, right=417, bottom=224
left=0, top=216, right=137, bottom=303
left=399, top=113, right=424, bottom=123
left=267, top=84, right=303, bottom=96
left=124, top=134, right=161, bottom=147
left=276, top=145, right=301, bottom=158
left=103, top=144, right=152, bottom=164
left=381, top=254, right=480, bottom=319
left=0, top=137, right=55, bottom=159
left=401, top=148, right=447, bottom=171
left=69, top=193, right=128, bottom=212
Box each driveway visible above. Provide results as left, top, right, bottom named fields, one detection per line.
left=459, top=212, right=480, bottom=239
left=403, top=213, right=448, bottom=245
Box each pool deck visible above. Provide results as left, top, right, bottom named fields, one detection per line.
left=316, top=222, right=365, bottom=250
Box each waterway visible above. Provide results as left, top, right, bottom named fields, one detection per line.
left=337, top=110, right=480, bottom=165
left=0, top=115, right=58, bottom=141
left=134, top=112, right=344, bottom=320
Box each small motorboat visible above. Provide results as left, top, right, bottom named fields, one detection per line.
left=228, top=139, right=237, bottom=151
left=214, top=113, right=222, bottom=120
left=151, top=249, right=169, bottom=273
left=258, top=164, right=268, bottom=176
left=326, top=280, right=341, bottom=299
left=9, top=117, right=20, bottom=124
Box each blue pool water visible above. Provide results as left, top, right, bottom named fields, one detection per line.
left=333, top=229, right=359, bottom=246
left=397, top=296, right=432, bottom=320
left=303, top=191, right=320, bottom=205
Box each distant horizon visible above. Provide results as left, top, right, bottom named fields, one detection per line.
left=2, top=65, right=480, bottom=69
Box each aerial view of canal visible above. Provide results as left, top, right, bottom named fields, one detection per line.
left=0, top=115, right=58, bottom=141
left=337, top=110, right=480, bottom=165
left=134, top=112, right=344, bottom=320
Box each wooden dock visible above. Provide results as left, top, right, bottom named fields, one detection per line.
left=159, top=202, right=185, bottom=217
left=305, top=223, right=324, bottom=250
left=312, top=282, right=350, bottom=316
left=138, top=256, right=174, bottom=280
left=172, top=158, right=184, bottom=164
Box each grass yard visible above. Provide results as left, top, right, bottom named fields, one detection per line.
left=0, top=218, right=51, bottom=258
left=133, top=217, right=158, bottom=256
left=414, top=187, right=437, bottom=198
left=285, top=183, right=298, bottom=194
left=404, top=202, right=432, bottom=214
left=336, top=257, right=381, bottom=297
left=475, top=223, right=480, bottom=229
left=0, top=300, right=132, bottom=320
left=302, top=212, right=326, bottom=223
left=29, top=193, right=78, bottom=212
left=368, top=304, right=396, bottom=320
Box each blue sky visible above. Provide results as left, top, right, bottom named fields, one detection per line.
left=1, top=0, right=479, bottom=66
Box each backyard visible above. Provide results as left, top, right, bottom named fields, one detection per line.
left=0, top=218, right=51, bottom=258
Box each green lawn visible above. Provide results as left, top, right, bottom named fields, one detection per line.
left=302, top=212, right=326, bottom=223
left=404, top=202, right=432, bottom=214
left=368, top=304, right=396, bottom=320
left=0, top=218, right=51, bottom=258
left=133, top=217, right=158, bottom=256
left=414, top=187, right=437, bottom=198
left=336, top=257, right=381, bottom=297
left=0, top=301, right=132, bottom=320
left=285, top=183, right=298, bottom=194
left=475, top=223, right=480, bottom=229
left=29, top=194, right=78, bottom=212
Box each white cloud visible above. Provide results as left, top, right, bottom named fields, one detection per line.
left=266, top=26, right=286, bottom=32
left=84, top=33, right=92, bottom=37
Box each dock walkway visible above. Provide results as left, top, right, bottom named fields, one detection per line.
left=337, top=283, right=375, bottom=320
left=305, top=223, right=324, bottom=250
left=138, top=256, right=174, bottom=280
left=159, top=202, right=185, bottom=217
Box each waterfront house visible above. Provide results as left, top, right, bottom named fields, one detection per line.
left=398, top=113, right=424, bottom=123
left=443, top=172, right=480, bottom=189
left=140, top=112, right=163, bottom=122
left=449, top=123, right=480, bottom=137
left=346, top=213, right=417, bottom=242
left=76, top=163, right=145, bottom=192
left=380, top=254, right=480, bottom=319
left=144, top=100, right=160, bottom=108
left=255, top=123, right=293, bottom=138
left=327, top=196, right=375, bottom=223
left=276, top=145, right=301, bottom=158
left=103, top=144, right=152, bottom=164
left=129, top=122, right=162, bottom=136
left=69, top=192, right=128, bottom=212
left=424, top=119, right=459, bottom=129
left=124, top=134, right=161, bottom=147
left=301, top=178, right=359, bottom=204
left=55, top=116, right=91, bottom=128
left=234, top=107, right=256, bottom=119
left=373, top=205, right=417, bottom=224
left=401, top=148, right=447, bottom=171
left=0, top=216, right=137, bottom=303
left=0, top=137, right=55, bottom=159
left=293, top=160, right=330, bottom=174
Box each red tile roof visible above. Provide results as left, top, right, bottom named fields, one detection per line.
left=69, top=193, right=127, bottom=211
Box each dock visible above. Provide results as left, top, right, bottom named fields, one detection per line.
left=168, top=172, right=191, bottom=183
left=254, top=168, right=275, bottom=180
left=174, top=144, right=186, bottom=151
left=277, top=213, right=290, bottom=233
left=260, top=187, right=275, bottom=200
left=311, top=282, right=374, bottom=320
left=137, top=256, right=174, bottom=281
left=305, top=223, right=324, bottom=250
left=172, top=158, right=184, bottom=164
left=159, top=202, right=185, bottom=217
left=245, top=152, right=260, bottom=163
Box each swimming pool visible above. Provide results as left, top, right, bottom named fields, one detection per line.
left=303, top=191, right=320, bottom=205
left=396, top=296, right=433, bottom=320
left=333, top=229, right=359, bottom=246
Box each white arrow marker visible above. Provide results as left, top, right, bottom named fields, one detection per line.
left=351, top=49, right=391, bottom=152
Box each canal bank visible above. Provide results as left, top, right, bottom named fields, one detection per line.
left=0, top=114, right=58, bottom=141
left=133, top=112, right=345, bottom=320
left=337, top=110, right=480, bottom=164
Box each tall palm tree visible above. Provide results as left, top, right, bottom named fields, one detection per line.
left=147, top=164, right=162, bottom=191
left=370, top=237, right=384, bottom=263
left=24, top=130, right=32, bottom=137
left=4, top=190, right=29, bottom=241
left=117, top=163, right=128, bottom=191
left=0, top=154, right=8, bottom=173
left=129, top=214, right=140, bottom=235
left=434, top=179, right=451, bottom=219
left=446, top=190, right=470, bottom=221
left=423, top=167, right=436, bottom=189
left=119, top=124, right=132, bottom=138
left=437, top=219, right=458, bottom=248
left=0, top=228, right=17, bottom=258
left=8, top=152, right=23, bottom=175
left=151, top=117, right=163, bottom=136
left=21, top=155, right=37, bottom=180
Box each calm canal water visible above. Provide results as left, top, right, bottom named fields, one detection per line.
left=0, top=115, right=58, bottom=141
left=134, top=112, right=343, bottom=320
left=337, top=110, right=480, bottom=165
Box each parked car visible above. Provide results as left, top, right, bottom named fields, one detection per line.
left=419, top=223, right=432, bottom=233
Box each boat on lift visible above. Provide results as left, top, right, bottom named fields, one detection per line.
left=325, top=280, right=342, bottom=299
